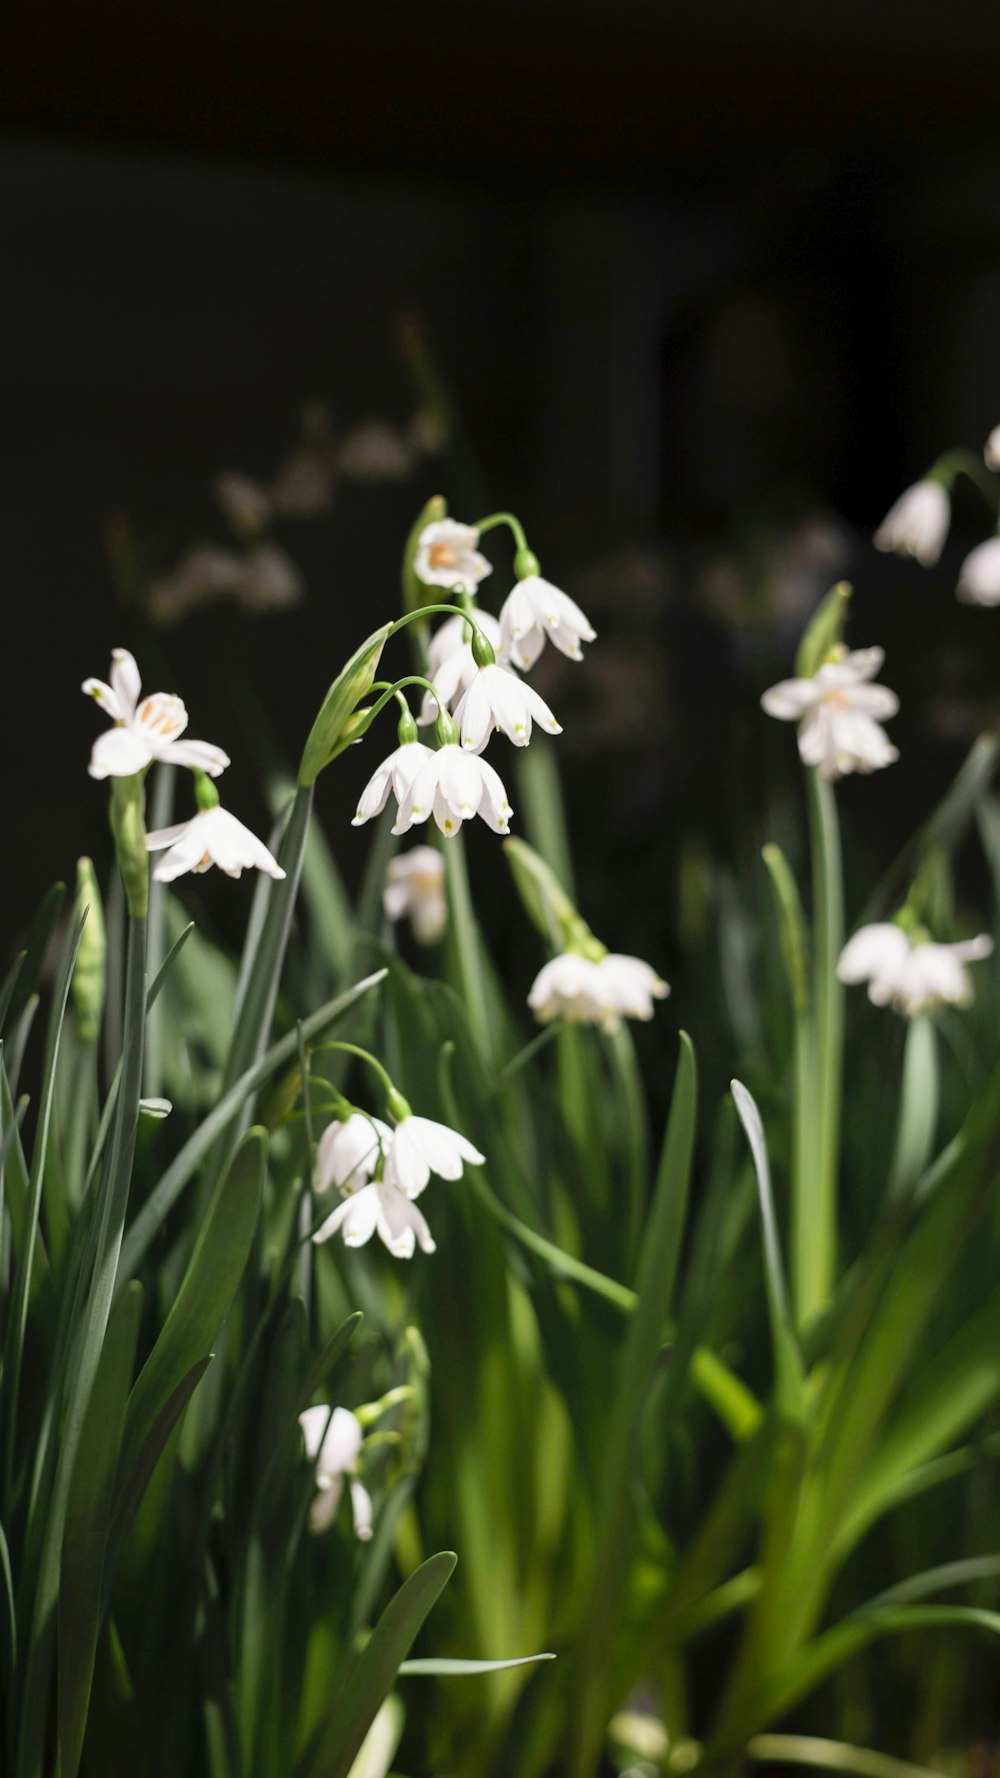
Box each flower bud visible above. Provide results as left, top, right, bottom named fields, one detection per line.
left=72, top=857, right=106, bottom=1044
left=794, top=580, right=852, bottom=680
left=299, top=623, right=393, bottom=786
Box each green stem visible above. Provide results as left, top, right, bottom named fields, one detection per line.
left=800, top=769, right=843, bottom=1329
left=474, top=510, right=529, bottom=552
left=314, top=1041, right=398, bottom=1104
left=387, top=602, right=492, bottom=644
left=930, top=447, right=1000, bottom=512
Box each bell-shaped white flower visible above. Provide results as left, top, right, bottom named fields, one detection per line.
left=382, top=1114, right=484, bottom=1199
left=528, top=951, right=669, bottom=1031
left=499, top=575, right=596, bottom=670
left=83, top=649, right=231, bottom=781
left=352, top=741, right=436, bottom=827
left=414, top=519, right=492, bottom=589
left=761, top=647, right=899, bottom=779
left=144, top=806, right=284, bottom=882
left=957, top=536, right=1000, bottom=606
left=985, top=427, right=1000, bottom=472
left=314, top=1113, right=391, bottom=1196
left=312, top=1176, right=436, bottom=1259
left=384, top=847, right=447, bottom=944
left=874, top=480, right=950, bottom=566
left=298, top=1405, right=373, bottom=1538
left=418, top=611, right=503, bottom=724
left=838, top=922, right=993, bottom=1015
left=392, top=745, right=512, bottom=837
left=453, top=663, right=562, bottom=752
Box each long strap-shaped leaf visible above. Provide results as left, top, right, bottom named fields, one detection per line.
left=731, top=1080, right=806, bottom=1422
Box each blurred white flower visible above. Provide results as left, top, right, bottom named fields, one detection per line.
left=957, top=536, right=1000, bottom=606
left=214, top=472, right=272, bottom=536
left=528, top=952, right=669, bottom=1030
left=414, top=519, right=492, bottom=589
left=146, top=541, right=302, bottom=624
left=499, top=575, right=596, bottom=670
left=384, top=847, right=447, bottom=943
left=352, top=741, right=436, bottom=827
left=453, top=663, right=562, bottom=752
left=874, top=480, right=950, bottom=566
left=145, top=808, right=284, bottom=882
left=238, top=543, right=304, bottom=612
left=83, top=648, right=230, bottom=781
left=313, top=1176, right=436, bottom=1259
left=418, top=611, right=503, bottom=724
left=383, top=1114, right=484, bottom=1199
left=314, top=1112, right=390, bottom=1196
left=298, top=1405, right=373, bottom=1538
left=391, top=745, right=513, bottom=837
left=338, top=419, right=415, bottom=481
left=761, top=647, right=899, bottom=779
left=985, top=427, right=1000, bottom=471
left=838, top=922, right=993, bottom=1015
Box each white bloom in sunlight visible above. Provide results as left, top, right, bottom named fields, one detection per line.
left=499, top=575, right=596, bottom=670
left=314, top=1113, right=390, bottom=1196
left=313, top=1176, right=436, bottom=1259
left=761, top=648, right=899, bottom=779
left=83, top=648, right=230, bottom=780
left=392, top=745, right=512, bottom=837
left=352, top=741, right=436, bottom=827
left=384, top=847, right=447, bottom=944
left=956, top=536, right=1000, bottom=606
left=383, top=1114, right=484, bottom=1199
left=419, top=611, right=503, bottom=724
left=145, top=808, right=285, bottom=882
left=873, top=480, right=950, bottom=566
left=414, top=519, right=492, bottom=589
left=453, top=663, right=562, bottom=752
left=985, top=427, right=1000, bottom=471
left=528, top=952, right=669, bottom=1030
left=837, top=922, right=994, bottom=1015
left=298, top=1406, right=373, bottom=1539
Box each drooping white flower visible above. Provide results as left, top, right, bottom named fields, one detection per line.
left=874, top=480, right=950, bottom=566
left=761, top=648, right=899, bottom=779
left=145, top=807, right=285, bottom=882
left=985, top=427, right=1000, bottom=471
left=392, top=745, right=512, bottom=837
left=528, top=951, right=669, bottom=1030
left=314, top=1113, right=391, bottom=1196
left=453, top=663, right=562, bottom=752
left=83, top=649, right=231, bottom=781
left=837, top=922, right=994, bottom=1015
left=414, top=519, right=492, bottom=589
left=382, top=1114, right=484, bottom=1199
left=312, top=1176, right=436, bottom=1259
left=499, top=575, right=596, bottom=670
left=298, top=1405, right=373, bottom=1538
left=418, top=611, right=503, bottom=725
left=352, top=741, right=436, bottom=827
left=957, top=536, right=1000, bottom=606
left=384, top=847, right=447, bottom=944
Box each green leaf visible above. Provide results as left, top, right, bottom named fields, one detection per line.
left=296, top=1551, right=457, bottom=1778
left=887, top=1015, right=938, bottom=1200
left=502, top=837, right=585, bottom=951
left=5, top=883, right=65, bottom=1033
left=762, top=843, right=810, bottom=1017
left=299, top=624, right=393, bottom=786
left=104, top=1358, right=212, bottom=1600
left=747, top=1730, right=953, bottom=1778
left=398, top=1653, right=555, bottom=1676
left=730, top=1079, right=806, bottom=1420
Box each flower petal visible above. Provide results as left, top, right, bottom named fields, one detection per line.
left=88, top=726, right=153, bottom=780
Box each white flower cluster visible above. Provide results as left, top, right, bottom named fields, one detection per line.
left=312, top=1109, right=484, bottom=1260
left=837, top=923, right=993, bottom=1017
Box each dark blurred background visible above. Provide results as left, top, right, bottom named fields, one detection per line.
left=3, top=0, right=1000, bottom=989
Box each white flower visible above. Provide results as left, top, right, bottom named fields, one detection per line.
left=145, top=807, right=285, bottom=882
left=418, top=611, right=503, bottom=725
left=957, top=536, right=1000, bottom=606
left=453, top=663, right=562, bottom=752
left=761, top=647, right=899, bottom=779
left=392, top=745, right=512, bottom=837
left=83, top=649, right=231, bottom=781
left=338, top=419, right=415, bottom=481
left=414, top=519, right=492, bottom=589
left=528, top=951, right=669, bottom=1031
left=314, top=1113, right=391, bottom=1196
left=837, top=923, right=994, bottom=1015
left=382, top=1114, right=484, bottom=1199
left=313, top=1176, right=437, bottom=1259
left=985, top=427, right=1000, bottom=471
left=352, top=741, right=436, bottom=827
left=384, top=847, right=447, bottom=944
left=499, top=575, right=596, bottom=670
left=874, top=480, right=950, bottom=566
left=298, top=1405, right=373, bottom=1538
left=214, top=472, right=272, bottom=536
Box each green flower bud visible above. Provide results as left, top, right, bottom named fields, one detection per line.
left=72, top=857, right=106, bottom=1045
left=503, top=837, right=605, bottom=957
left=299, top=622, right=393, bottom=786
left=795, top=580, right=852, bottom=680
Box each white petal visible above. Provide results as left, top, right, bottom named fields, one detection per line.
left=298, top=1404, right=330, bottom=1460
left=518, top=679, right=562, bottom=738
left=837, top=924, right=910, bottom=985
left=88, top=726, right=153, bottom=779
left=350, top=1478, right=375, bottom=1540
left=499, top=583, right=537, bottom=643
left=352, top=757, right=394, bottom=826
left=308, top=1475, right=344, bottom=1534
left=474, top=756, right=513, bottom=834
left=150, top=827, right=216, bottom=882
left=761, top=679, right=819, bottom=720
left=81, top=676, right=124, bottom=721
left=437, top=746, right=486, bottom=819
left=163, top=739, right=231, bottom=777
left=454, top=674, right=496, bottom=752
left=523, top=575, right=595, bottom=641
left=957, top=537, right=1000, bottom=606
left=392, top=753, right=441, bottom=834
left=317, top=1406, right=364, bottom=1478
left=110, top=648, right=142, bottom=719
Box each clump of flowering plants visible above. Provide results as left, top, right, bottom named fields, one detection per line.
left=2, top=486, right=1000, bottom=1778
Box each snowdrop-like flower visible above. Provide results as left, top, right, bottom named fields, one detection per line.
left=453, top=663, right=562, bottom=752
left=382, top=1114, right=484, bottom=1199
left=313, top=1176, right=437, bottom=1259
left=985, top=427, right=1000, bottom=472
left=957, top=536, right=1000, bottom=606
left=392, top=745, right=512, bottom=837
left=528, top=952, right=669, bottom=1030
left=83, top=649, right=231, bottom=781
left=353, top=741, right=436, bottom=827
left=145, top=807, right=284, bottom=882
left=298, top=1405, right=373, bottom=1538
left=761, top=648, right=899, bottom=779
left=874, top=480, right=950, bottom=566
left=500, top=575, right=596, bottom=670
left=414, top=519, right=492, bottom=589
left=314, top=1113, right=390, bottom=1196
left=384, top=847, right=447, bottom=943
left=418, top=611, right=503, bottom=725
left=837, top=923, right=993, bottom=1015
